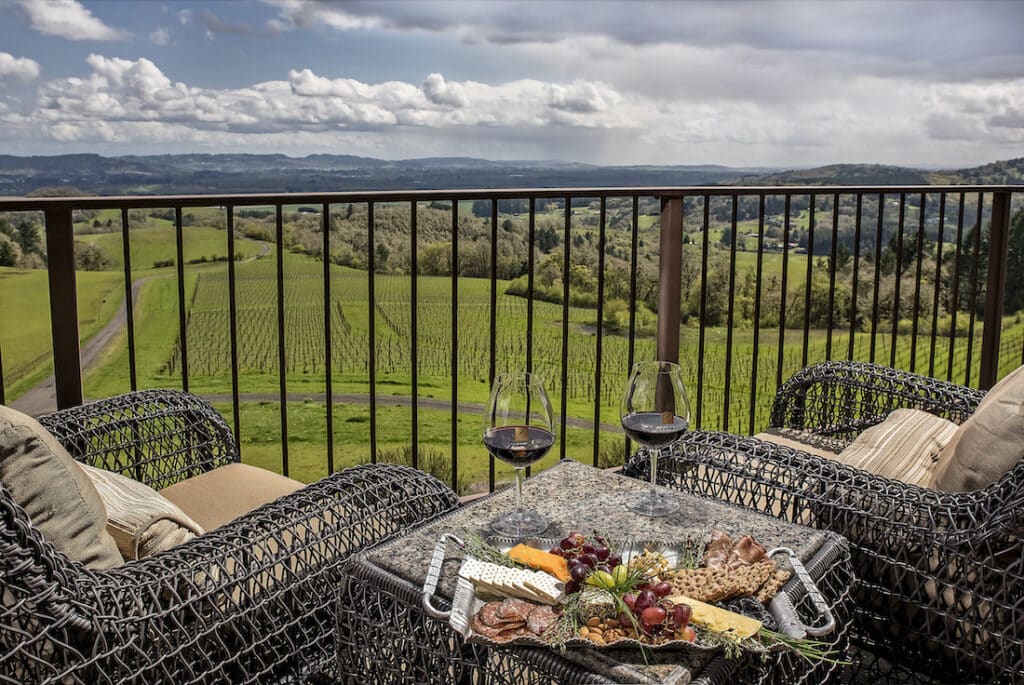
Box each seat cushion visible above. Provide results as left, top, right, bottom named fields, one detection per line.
left=834, top=409, right=958, bottom=488
left=159, top=462, right=304, bottom=531
left=754, top=429, right=840, bottom=459
left=79, top=463, right=203, bottom=560
left=934, top=363, right=1024, bottom=491
left=0, top=405, right=122, bottom=569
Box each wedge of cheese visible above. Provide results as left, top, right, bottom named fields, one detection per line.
left=458, top=558, right=564, bottom=605
left=507, top=544, right=571, bottom=582
left=667, top=594, right=762, bottom=639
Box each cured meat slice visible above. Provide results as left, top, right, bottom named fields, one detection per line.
left=703, top=530, right=733, bottom=568
left=495, top=598, right=534, bottom=622
left=471, top=612, right=505, bottom=638
left=526, top=604, right=558, bottom=635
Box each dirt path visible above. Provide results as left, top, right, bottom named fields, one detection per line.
left=12, top=240, right=270, bottom=416
left=201, top=391, right=623, bottom=434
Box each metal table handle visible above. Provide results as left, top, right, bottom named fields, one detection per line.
left=421, top=533, right=464, bottom=620
left=767, top=546, right=837, bottom=638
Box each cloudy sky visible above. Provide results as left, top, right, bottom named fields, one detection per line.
left=0, top=0, right=1022, bottom=168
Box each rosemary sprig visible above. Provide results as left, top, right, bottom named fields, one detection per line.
left=756, top=629, right=850, bottom=665
left=460, top=533, right=531, bottom=569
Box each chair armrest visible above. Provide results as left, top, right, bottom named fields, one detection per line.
left=38, top=390, right=237, bottom=490
left=77, top=464, right=460, bottom=640
left=770, top=361, right=985, bottom=441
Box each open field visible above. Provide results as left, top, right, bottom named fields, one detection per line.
left=4, top=214, right=1023, bottom=492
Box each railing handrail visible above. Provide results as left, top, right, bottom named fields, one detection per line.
left=1, top=184, right=1023, bottom=211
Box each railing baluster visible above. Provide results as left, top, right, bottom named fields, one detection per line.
left=848, top=193, right=863, bottom=361
left=696, top=195, right=710, bottom=428
left=929, top=193, right=947, bottom=378
left=776, top=195, right=791, bottom=391
left=225, top=206, right=241, bottom=446
left=174, top=207, right=189, bottom=393
left=965, top=192, right=984, bottom=386
left=948, top=193, right=966, bottom=381
left=825, top=194, right=840, bottom=361
left=275, top=205, right=289, bottom=477
left=368, top=202, right=377, bottom=464
left=910, top=193, right=927, bottom=373
left=323, top=202, right=334, bottom=473
left=0, top=345, right=5, bottom=405
left=560, top=197, right=571, bottom=460
left=625, top=195, right=639, bottom=460
left=749, top=194, right=766, bottom=434
left=450, top=199, right=459, bottom=491
left=409, top=200, right=418, bottom=472
left=525, top=197, right=536, bottom=481
left=802, top=194, right=815, bottom=369
left=722, top=195, right=738, bottom=432
left=980, top=190, right=1012, bottom=389
left=119, top=208, right=137, bottom=391
left=870, top=194, right=884, bottom=364
left=593, top=196, right=607, bottom=467
left=890, top=193, right=906, bottom=369
left=488, top=199, right=498, bottom=485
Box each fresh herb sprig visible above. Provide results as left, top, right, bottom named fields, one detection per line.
left=461, top=533, right=531, bottom=570
left=756, top=629, right=850, bottom=665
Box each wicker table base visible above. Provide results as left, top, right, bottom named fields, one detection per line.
left=336, top=460, right=855, bottom=684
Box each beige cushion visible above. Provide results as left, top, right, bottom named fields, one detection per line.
left=0, top=405, right=122, bottom=569
left=754, top=430, right=839, bottom=459
left=833, top=409, right=958, bottom=487
left=79, top=463, right=203, bottom=560
left=934, top=364, right=1024, bottom=491
left=160, top=462, right=304, bottom=531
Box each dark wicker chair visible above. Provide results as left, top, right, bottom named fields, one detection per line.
left=1, top=390, right=460, bottom=684
left=623, top=361, right=1022, bottom=684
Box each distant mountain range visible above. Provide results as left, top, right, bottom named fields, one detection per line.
left=0, top=153, right=1020, bottom=196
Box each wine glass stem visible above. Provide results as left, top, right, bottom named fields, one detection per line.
left=515, top=467, right=525, bottom=516
left=649, top=447, right=660, bottom=496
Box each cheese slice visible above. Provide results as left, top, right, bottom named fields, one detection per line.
left=667, top=594, right=762, bottom=639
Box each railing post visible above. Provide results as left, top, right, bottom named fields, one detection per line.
left=656, top=197, right=683, bottom=363
left=43, top=208, right=83, bottom=409
left=980, top=191, right=1012, bottom=390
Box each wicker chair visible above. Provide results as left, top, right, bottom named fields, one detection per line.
left=1, top=390, right=460, bottom=684
left=623, top=361, right=1022, bottom=684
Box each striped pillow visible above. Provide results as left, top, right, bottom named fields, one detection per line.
left=835, top=408, right=958, bottom=488
left=79, top=463, right=204, bottom=560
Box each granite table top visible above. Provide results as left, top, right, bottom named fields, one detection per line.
left=359, top=459, right=846, bottom=684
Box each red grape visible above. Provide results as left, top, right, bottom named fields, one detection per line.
left=564, top=580, right=579, bottom=594
left=652, top=581, right=672, bottom=598
left=548, top=546, right=563, bottom=556
left=570, top=564, right=590, bottom=582
left=606, top=554, right=621, bottom=568
left=682, top=626, right=696, bottom=642
left=671, top=603, right=691, bottom=630
left=579, top=553, right=598, bottom=568
left=634, top=589, right=657, bottom=612
left=622, top=593, right=637, bottom=610
left=640, top=606, right=666, bottom=632
left=582, top=542, right=597, bottom=555
left=559, top=537, right=576, bottom=551
left=594, top=545, right=610, bottom=561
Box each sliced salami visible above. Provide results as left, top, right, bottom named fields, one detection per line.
left=526, top=604, right=558, bottom=635
left=495, top=598, right=534, bottom=622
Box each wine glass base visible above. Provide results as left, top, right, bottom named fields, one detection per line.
left=489, top=510, right=548, bottom=538
left=627, top=491, right=680, bottom=518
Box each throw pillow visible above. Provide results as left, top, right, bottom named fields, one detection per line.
left=0, top=405, right=122, bottom=569
left=79, top=463, right=204, bottom=560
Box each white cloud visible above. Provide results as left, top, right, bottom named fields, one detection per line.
left=16, top=0, right=129, bottom=41
left=149, top=28, right=170, bottom=46
left=0, top=52, right=40, bottom=82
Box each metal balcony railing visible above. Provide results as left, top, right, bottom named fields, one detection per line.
left=0, top=185, right=1021, bottom=493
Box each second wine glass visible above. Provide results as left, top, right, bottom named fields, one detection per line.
left=483, top=372, right=555, bottom=538
left=621, top=360, right=690, bottom=517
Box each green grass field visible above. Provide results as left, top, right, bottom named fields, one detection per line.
left=78, top=225, right=262, bottom=270
left=4, top=219, right=1023, bottom=493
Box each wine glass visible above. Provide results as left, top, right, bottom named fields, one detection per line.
left=483, top=372, right=556, bottom=537
left=621, top=360, right=691, bottom=517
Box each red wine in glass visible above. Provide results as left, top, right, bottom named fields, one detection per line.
left=620, top=413, right=689, bottom=448
left=483, top=425, right=555, bottom=466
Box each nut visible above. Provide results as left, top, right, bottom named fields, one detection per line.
left=590, top=634, right=606, bottom=646
left=605, top=618, right=620, bottom=628
left=578, top=627, right=590, bottom=638
left=586, top=617, right=601, bottom=628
